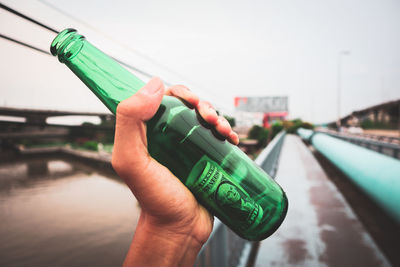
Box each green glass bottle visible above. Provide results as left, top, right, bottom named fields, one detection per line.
left=50, top=28, right=288, bottom=241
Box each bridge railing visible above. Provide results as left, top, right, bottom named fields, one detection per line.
left=297, top=128, right=400, bottom=224
left=194, top=131, right=286, bottom=267
left=353, top=132, right=400, bottom=145
left=319, top=131, right=400, bottom=159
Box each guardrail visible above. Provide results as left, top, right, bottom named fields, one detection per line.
left=320, top=131, right=400, bottom=159
left=354, top=132, right=400, bottom=145
left=194, top=131, right=286, bottom=267
left=297, top=128, right=400, bottom=223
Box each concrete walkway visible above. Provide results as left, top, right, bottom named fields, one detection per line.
left=255, top=135, right=391, bottom=267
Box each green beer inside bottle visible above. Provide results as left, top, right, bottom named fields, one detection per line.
left=51, top=28, right=288, bottom=241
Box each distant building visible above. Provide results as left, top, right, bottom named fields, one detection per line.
left=234, top=96, right=288, bottom=128
left=337, top=99, right=400, bottom=129
left=232, top=111, right=264, bottom=133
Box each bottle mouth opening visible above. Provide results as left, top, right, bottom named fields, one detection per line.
left=50, top=28, right=85, bottom=63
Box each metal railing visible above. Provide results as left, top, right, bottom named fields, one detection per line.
left=320, top=131, right=400, bottom=159
left=254, top=131, right=286, bottom=178
left=298, top=128, right=400, bottom=223
left=194, top=131, right=286, bottom=267
left=349, top=132, right=400, bottom=145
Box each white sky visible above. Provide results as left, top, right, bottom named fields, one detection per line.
left=1, top=0, right=399, bottom=123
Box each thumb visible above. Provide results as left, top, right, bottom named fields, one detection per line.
left=112, top=77, right=164, bottom=179
left=116, top=77, right=164, bottom=121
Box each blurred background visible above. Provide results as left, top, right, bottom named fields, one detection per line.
left=0, top=0, right=399, bottom=266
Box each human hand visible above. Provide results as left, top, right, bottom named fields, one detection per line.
left=111, top=77, right=238, bottom=267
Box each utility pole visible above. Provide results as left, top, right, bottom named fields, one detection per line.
left=337, top=50, right=350, bottom=131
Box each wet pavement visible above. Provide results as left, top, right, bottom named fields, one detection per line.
left=255, top=135, right=391, bottom=267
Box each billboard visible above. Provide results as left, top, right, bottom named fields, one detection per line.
left=234, top=96, right=288, bottom=113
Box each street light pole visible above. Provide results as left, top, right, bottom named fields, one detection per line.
left=337, top=50, right=350, bottom=130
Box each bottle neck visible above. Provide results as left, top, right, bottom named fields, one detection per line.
left=51, top=28, right=145, bottom=114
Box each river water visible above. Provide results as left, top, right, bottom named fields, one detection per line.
left=0, top=156, right=140, bottom=267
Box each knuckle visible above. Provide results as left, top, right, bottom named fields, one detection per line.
left=219, top=116, right=228, bottom=125
left=116, top=100, right=130, bottom=115
left=175, top=84, right=190, bottom=91
left=202, top=101, right=212, bottom=108
left=166, top=84, right=189, bottom=94
left=164, top=86, right=173, bottom=95
left=199, top=101, right=213, bottom=112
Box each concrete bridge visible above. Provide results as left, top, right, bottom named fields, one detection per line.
left=0, top=107, right=115, bottom=142
left=254, top=135, right=396, bottom=267
left=0, top=106, right=113, bottom=125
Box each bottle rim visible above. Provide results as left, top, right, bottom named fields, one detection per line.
left=50, top=28, right=85, bottom=63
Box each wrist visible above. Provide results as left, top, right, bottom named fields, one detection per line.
left=123, top=213, right=205, bottom=267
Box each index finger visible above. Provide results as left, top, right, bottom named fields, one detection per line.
left=165, top=85, right=199, bottom=108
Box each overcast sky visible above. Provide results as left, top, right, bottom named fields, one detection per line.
left=1, top=0, right=399, bottom=123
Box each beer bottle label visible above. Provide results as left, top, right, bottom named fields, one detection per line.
left=189, top=157, right=263, bottom=229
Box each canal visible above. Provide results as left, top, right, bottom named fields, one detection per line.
left=0, top=156, right=140, bottom=267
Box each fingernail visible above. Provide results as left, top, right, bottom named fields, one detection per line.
left=143, top=77, right=163, bottom=95
left=230, top=132, right=239, bottom=145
